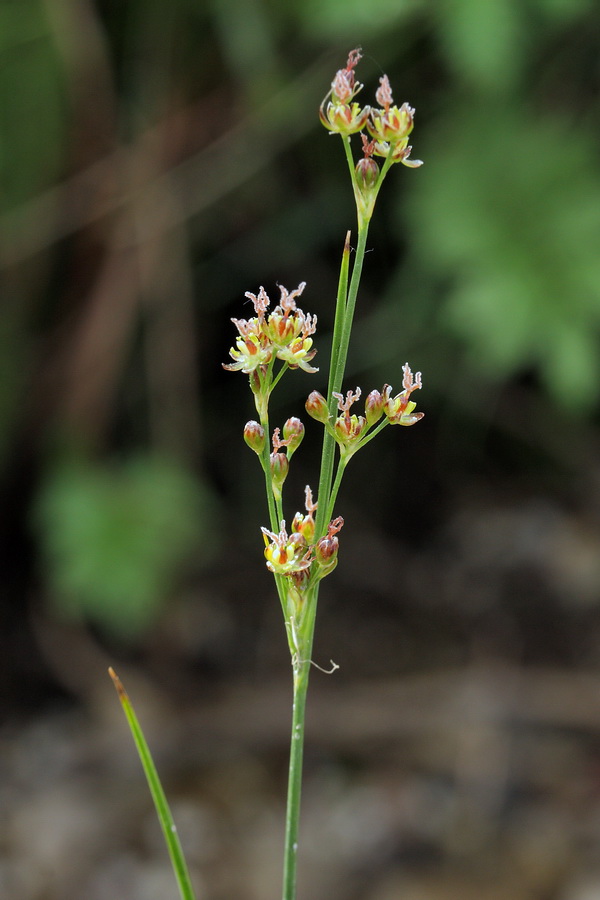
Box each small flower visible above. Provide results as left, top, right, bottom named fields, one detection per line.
left=320, top=101, right=370, bottom=137
left=224, top=282, right=318, bottom=375
left=371, top=139, right=423, bottom=168
left=261, top=521, right=312, bottom=576
left=332, top=388, right=368, bottom=456
left=291, top=485, right=317, bottom=543
left=368, top=75, right=422, bottom=169
left=319, top=48, right=370, bottom=137
left=382, top=363, right=424, bottom=426
left=223, top=331, right=272, bottom=373
left=265, top=283, right=311, bottom=348
left=277, top=334, right=318, bottom=373
left=332, top=48, right=363, bottom=104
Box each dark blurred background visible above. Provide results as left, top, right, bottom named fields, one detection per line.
left=2, top=1, right=600, bottom=898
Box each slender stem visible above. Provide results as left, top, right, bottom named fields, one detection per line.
left=260, top=414, right=279, bottom=533
left=282, top=130, right=393, bottom=900
left=275, top=494, right=285, bottom=524
left=330, top=222, right=369, bottom=404
left=325, top=457, right=347, bottom=524
left=356, top=417, right=389, bottom=450
left=282, top=655, right=311, bottom=900
left=323, top=419, right=390, bottom=523
left=271, top=362, right=289, bottom=392
left=315, top=221, right=370, bottom=540
left=258, top=409, right=288, bottom=616
left=326, top=231, right=351, bottom=403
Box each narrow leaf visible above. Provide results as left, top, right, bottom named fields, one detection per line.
left=109, top=667, right=197, bottom=900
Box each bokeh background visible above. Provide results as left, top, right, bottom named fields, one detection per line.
left=3, top=1, right=600, bottom=898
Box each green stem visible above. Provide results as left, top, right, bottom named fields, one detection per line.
left=330, top=222, right=369, bottom=403
left=260, top=415, right=279, bottom=533
left=326, top=231, right=352, bottom=403
left=258, top=410, right=288, bottom=616
left=282, top=655, right=311, bottom=900
left=323, top=419, right=390, bottom=523
left=282, top=133, right=393, bottom=900
left=315, top=221, right=370, bottom=540
left=325, top=457, right=347, bottom=524
left=271, top=362, right=289, bottom=392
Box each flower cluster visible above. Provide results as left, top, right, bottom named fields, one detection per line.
left=319, top=48, right=370, bottom=137
left=262, top=519, right=312, bottom=578
left=224, top=51, right=425, bottom=674
left=223, top=282, right=318, bottom=375
left=319, top=49, right=422, bottom=170
left=261, top=485, right=344, bottom=589
left=262, top=486, right=343, bottom=585
left=367, top=75, right=421, bottom=168
left=382, top=363, right=424, bottom=425
left=306, top=363, right=423, bottom=460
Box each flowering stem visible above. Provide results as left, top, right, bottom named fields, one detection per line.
left=282, top=217, right=371, bottom=900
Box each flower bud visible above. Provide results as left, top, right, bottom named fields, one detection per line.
left=249, top=369, right=262, bottom=395
left=314, top=534, right=339, bottom=579
left=315, top=533, right=338, bottom=564
left=364, top=389, right=384, bottom=426
left=243, top=420, right=265, bottom=454
left=270, top=451, right=289, bottom=498
left=305, top=391, right=330, bottom=423
left=355, top=156, right=379, bottom=192
left=291, top=510, right=315, bottom=544
left=314, top=516, right=344, bottom=580
left=283, top=417, right=305, bottom=458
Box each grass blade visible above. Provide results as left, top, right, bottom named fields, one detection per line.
left=109, top=667, right=197, bottom=900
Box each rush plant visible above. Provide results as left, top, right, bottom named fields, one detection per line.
left=111, top=49, right=424, bottom=900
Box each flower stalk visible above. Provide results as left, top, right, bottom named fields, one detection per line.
left=226, top=48, right=425, bottom=900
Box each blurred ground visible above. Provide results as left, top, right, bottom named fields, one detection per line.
left=5, top=483, right=600, bottom=900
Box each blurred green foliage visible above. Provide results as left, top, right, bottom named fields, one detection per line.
left=2, top=0, right=600, bottom=641
left=35, top=456, right=214, bottom=639
left=406, top=107, right=600, bottom=408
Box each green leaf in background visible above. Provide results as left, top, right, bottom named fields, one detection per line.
left=405, top=105, right=600, bottom=410
left=434, top=0, right=525, bottom=91
left=297, top=0, right=421, bottom=39
left=35, top=455, right=216, bottom=639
